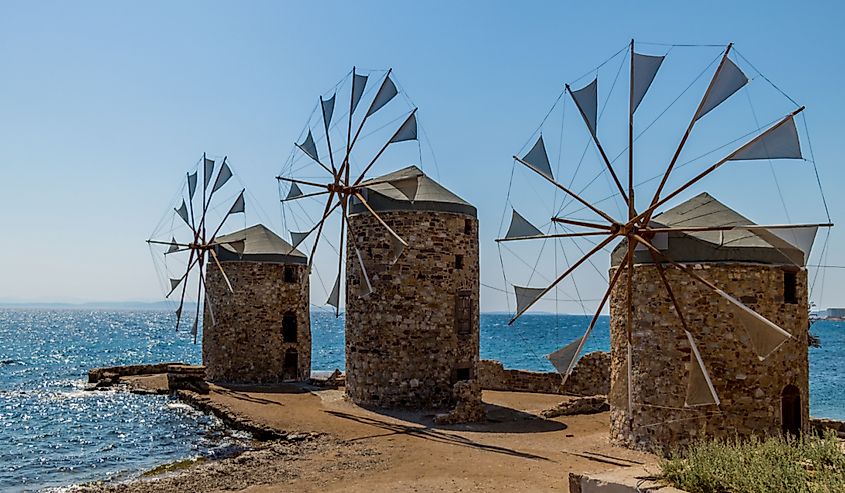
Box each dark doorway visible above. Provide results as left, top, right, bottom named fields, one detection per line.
left=282, top=312, right=297, bottom=343
left=782, top=385, right=801, bottom=436
left=783, top=271, right=798, bottom=304
left=283, top=349, right=299, bottom=380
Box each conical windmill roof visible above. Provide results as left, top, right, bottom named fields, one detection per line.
left=611, top=192, right=805, bottom=266
left=350, top=165, right=477, bottom=217
left=214, top=224, right=307, bottom=265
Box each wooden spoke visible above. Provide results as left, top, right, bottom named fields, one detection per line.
left=560, top=246, right=631, bottom=387
left=308, top=191, right=338, bottom=269
left=339, top=69, right=393, bottom=183
left=514, top=155, right=619, bottom=225
left=353, top=192, right=408, bottom=247
left=353, top=108, right=418, bottom=187
left=631, top=107, right=805, bottom=228
left=645, top=222, right=834, bottom=234
left=209, top=248, right=234, bottom=294
left=508, top=233, right=619, bottom=325
left=566, top=84, right=629, bottom=204
left=146, top=239, right=192, bottom=248
left=495, top=231, right=610, bottom=243
left=320, top=94, right=337, bottom=175
left=281, top=190, right=331, bottom=203
left=335, top=197, right=348, bottom=318
left=625, top=237, right=635, bottom=413
left=276, top=176, right=333, bottom=190
left=295, top=142, right=334, bottom=175
left=645, top=43, right=733, bottom=224
left=647, top=249, right=691, bottom=333
left=550, top=217, right=615, bottom=231
left=209, top=189, right=246, bottom=242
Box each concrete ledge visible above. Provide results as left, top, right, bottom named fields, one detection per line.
left=569, top=466, right=687, bottom=493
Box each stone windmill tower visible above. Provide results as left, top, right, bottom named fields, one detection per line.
left=608, top=193, right=812, bottom=451
left=496, top=40, right=830, bottom=453
left=203, top=224, right=311, bottom=383
left=345, top=165, right=480, bottom=409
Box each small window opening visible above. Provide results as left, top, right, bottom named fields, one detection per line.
left=455, top=255, right=464, bottom=270
left=781, top=384, right=801, bottom=436
left=464, top=219, right=472, bottom=235
left=282, top=312, right=297, bottom=343
left=784, top=271, right=797, bottom=304
left=455, top=367, right=471, bottom=381
left=284, top=266, right=297, bottom=283
left=283, top=349, right=299, bottom=380
left=455, top=290, right=472, bottom=339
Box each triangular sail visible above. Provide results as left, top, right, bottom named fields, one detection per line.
left=389, top=113, right=417, bottom=143
left=513, top=285, right=545, bottom=315
left=571, top=78, right=598, bottom=137
left=389, top=234, right=405, bottom=265
left=728, top=116, right=802, bottom=161
left=684, top=330, right=720, bottom=407
left=520, top=135, right=554, bottom=181
left=547, top=336, right=583, bottom=375
left=286, top=182, right=303, bottom=200
left=695, top=57, right=749, bottom=121
left=166, top=237, right=180, bottom=254
left=175, top=200, right=191, bottom=227
left=298, top=130, right=320, bottom=163
left=169, top=278, right=181, bottom=291
left=321, top=94, right=336, bottom=130
left=747, top=225, right=817, bottom=265
left=355, top=248, right=373, bottom=297
left=632, top=52, right=665, bottom=114
left=228, top=239, right=246, bottom=255
left=351, top=73, right=368, bottom=115
left=505, top=210, right=543, bottom=239
left=290, top=231, right=309, bottom=248
left=366, top=75, right=398, bottom=117
left=715, top=288, right=791, bottom=360
left=211, top=161, right=232, bottom=193
left=203, top=157, right=215, bottom=189
left=326, top=273, right=341, bottom=309
left=187, top=172, right=198, bottom=200
left=386, top=176, right=419, bottom=202
left=227, top=191, right=245, bottom=215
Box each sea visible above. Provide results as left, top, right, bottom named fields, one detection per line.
left=0, top=308, right=842, bottom=492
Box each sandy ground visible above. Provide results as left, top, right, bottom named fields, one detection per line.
left=79, top=384, right=659, bottom=492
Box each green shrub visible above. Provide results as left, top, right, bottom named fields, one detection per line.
left=659, top=432, right=845, bottom=493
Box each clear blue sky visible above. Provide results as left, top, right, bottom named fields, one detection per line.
left=1, top=1, right=842, bottom=312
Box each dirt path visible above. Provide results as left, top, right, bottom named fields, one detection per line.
left=81, top=385, right=658, bottom=492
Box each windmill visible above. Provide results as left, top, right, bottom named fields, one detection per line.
left=276, top=68, right=421, bottom=316
left=147, top=154, right=246, bottom=343
left=498, top=40, right=831, bottom=427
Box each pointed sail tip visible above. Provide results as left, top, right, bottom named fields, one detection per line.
left=298, top=130, right=320, bottom=163
left=520, top=136, right=554, bottom=181
left=505, top=210, right=543, bottom=239
left=695, top=57, right=749, bottom=121
left=571, top=79, right=598, bottom=137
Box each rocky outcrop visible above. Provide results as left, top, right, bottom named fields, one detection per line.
left=86, top=363, right=208, bottom=394
left=541, top=396, right=609, bottom=418
left=435, top=380, right=486, bottom=424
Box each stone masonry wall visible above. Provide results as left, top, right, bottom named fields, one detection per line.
left=608, top=263, right=809, bottom=453
left=345, top=210, right=479, bottom=409
left=203, top=261, right=310, bottom=383
left=478, top=352, right=609, bottom=396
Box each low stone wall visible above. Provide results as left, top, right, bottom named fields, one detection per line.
left=564, top=352, right=610, bottom=396
left=478, top=360, right=561, bottom=394
left=478, top=352, right=610, bottom=396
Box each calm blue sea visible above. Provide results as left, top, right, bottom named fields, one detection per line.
left=0, top=309, right=842, bottom=491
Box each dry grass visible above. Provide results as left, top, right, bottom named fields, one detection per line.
left=659, top=431, right=845, bottom=493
